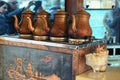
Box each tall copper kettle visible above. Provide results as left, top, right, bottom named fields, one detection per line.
left=27, top=10, right=50, bottom=41
left=50, top=9, right=68, bottom=42
left=69, top=8, right=92, bottom=39
left=13, top=9, right=34, bottom=39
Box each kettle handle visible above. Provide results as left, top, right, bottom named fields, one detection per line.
left=71, top=15, right=77, bottom=32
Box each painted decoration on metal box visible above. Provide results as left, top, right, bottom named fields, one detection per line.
left=1, top=46, right=72, bottom=80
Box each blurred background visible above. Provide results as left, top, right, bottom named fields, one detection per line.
left=2, top=0, right=115, bottom=39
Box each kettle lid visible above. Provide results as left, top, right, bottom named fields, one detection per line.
left=55, top=9, right=68, bottom=15
left=22, top=9, right=34, bottom=14
left=37, top=10, right=50, bottom=15
left=76, top=8, right=90, bottom=16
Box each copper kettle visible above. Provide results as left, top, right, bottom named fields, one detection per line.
left=50, top=9, right=68, bottom=42
left=13, top=9, right=34, bottom=39
left=27, top=10, right=50, bottom=41
left=69, top=8, right=92, bottom=39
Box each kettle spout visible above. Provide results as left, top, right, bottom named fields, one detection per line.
left=71, top=15, right=77, bottom=32
left=13, top=15, right=20, bottom=31
left=41, top=16, right=49, bottom=32
left=27, top=17, right=34, bottom=32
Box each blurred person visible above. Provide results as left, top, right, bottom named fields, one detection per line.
left=103, top=5, right=115, bottom=41
left=5, top=0, right=35, bottom=35
left=49, top=7, right=61, bottom=22
left=103, top=0, right=120, bottom=43
left=0, top=1, right=9, bottom=35
left=0, top=1, right=8, bottom=14
left=110, top=14, right=120, bottom=44
left=5, top=0, right=22, bottom=35
left=7, top=0, right=19, bottom=11
left=33, top=1, right=42, bottom=13
left=110, top=0, right=120, bottom=43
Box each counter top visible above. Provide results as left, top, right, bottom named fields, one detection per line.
left=76, top=67, right=120, bottom=80
left=0, top=35, right=105, bottom=50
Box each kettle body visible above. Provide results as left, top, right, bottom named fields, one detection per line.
left=68, top=8, right=92, bottom=44
left=13, top=9, right=34, bottom=39
left=50, top=9, right=68, bottom=42
left=69, top=8, right=92, bottom=39
left=27, top=10, right=50, bottom=41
